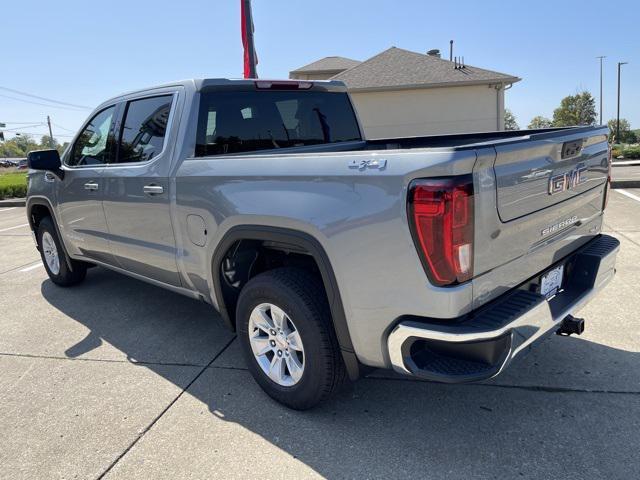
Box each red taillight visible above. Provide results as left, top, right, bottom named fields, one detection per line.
left=408, top=176, right=474, bottom=286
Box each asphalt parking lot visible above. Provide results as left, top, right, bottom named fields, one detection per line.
left=1, top=190, right=639, bottom=480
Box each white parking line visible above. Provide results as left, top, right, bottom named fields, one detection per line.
left=0, top=207, right=17, bottom=212
left=0, top=223, right=29, bottom=233
left=20, top=262, right=43, bottom=272
left=616, top=189, right=640, bottom=204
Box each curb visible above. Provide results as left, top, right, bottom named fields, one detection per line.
left=612, top=160, right=640, bottom=167
left=0, top=198, right=26, bottom=207
left=612, top=181, right=640, bottom=189
left=611, top=164, right=640, bottom=189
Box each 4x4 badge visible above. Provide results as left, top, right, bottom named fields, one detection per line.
left=348, top=158, right=387, bottom=171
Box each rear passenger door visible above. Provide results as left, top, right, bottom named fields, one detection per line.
left=102, top=91, right=182, bottom=286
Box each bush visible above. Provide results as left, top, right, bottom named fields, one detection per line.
left=0, top=172, right=28, bottom=199
left=612, top=147, right=622, bottom=158
left=0, top=184, right=27, bottom=199
left=623, top=146, right=640, bottom=159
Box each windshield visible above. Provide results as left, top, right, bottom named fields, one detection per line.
left=195, top=90, right=361, bottom=156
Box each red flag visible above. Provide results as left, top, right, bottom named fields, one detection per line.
left=241, top=0, right=258, bottom=78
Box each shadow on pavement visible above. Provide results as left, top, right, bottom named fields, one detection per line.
left=41, top=267, right=640, bottom=479
left=42, top=267, right=234, bottom=367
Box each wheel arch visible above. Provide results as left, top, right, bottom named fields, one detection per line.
left=26, top=197, right=74, bottom=271
left=211, top=225, right=360, bottom=379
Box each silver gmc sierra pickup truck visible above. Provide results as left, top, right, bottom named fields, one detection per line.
left=26, top=78, right=619, bottom=409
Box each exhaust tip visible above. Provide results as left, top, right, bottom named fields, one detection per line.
left=556, top=315, right=585, bottom=336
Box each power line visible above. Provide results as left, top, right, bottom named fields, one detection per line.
left=1, top=121, right=78, bottom=133
left=5, top=130, right=75, bottom=138
left=0, top=86, right=92, bottom=109
left=51, top=122, right=76, bottom=132
left=1, top=121, right=47, bottom=124
left=0, top=93, right=90, bottom=111
left=3, top=123, right=46, bottom=132
left=0, top=119, right=78, bottom=137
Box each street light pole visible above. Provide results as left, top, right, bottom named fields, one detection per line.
left=596, top=56, right=606, bottom=124
left=616, top=61, right=628, bottom=143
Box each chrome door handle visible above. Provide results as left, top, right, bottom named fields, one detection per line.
left=84, top=181, right=99, bottom=191
left=143, top=184, right=164, bottom=195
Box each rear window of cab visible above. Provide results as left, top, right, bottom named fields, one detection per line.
left=195, top=90, right=361, bottom=156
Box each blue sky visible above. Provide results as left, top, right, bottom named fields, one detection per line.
left=2, top=0, right=638, bottom=141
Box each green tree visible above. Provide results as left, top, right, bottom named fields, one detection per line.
left=0, top=133, right=69, bottom=158
left=504, top=109, right=519, bottom=130
left=40, top=135, right=59, bottom=149
left=57, top=142, right=70, bottom=155
left=607, top=118, right=637, bottom=144
left=552, top=91, right=597, bottom=127
left=12, top=134, right=40, bottom=154
left=0, top=141, right=24, bottom=158
left=528, top=116, right=553, bottom=129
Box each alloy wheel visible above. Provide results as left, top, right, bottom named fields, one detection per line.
left=248, top=302, right=305, bottom=387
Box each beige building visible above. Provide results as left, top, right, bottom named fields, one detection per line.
left=290, top=47, right=520, bottom=139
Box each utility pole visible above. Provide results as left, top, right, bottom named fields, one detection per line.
left=616, top=62, right=628, bottom=143
left=596, top=56, right=606, bottom=124
left=46, top=115, right=55, bottom=148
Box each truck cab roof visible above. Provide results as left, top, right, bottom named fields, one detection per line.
left=96, top=78, right=348, bottom=110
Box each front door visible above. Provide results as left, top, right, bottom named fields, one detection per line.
left=102, top=93, right=181, bottom=286
left=57, top=105, right=117, bottom=265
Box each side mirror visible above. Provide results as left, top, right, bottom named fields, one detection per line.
left=27, top=149, right=64, bottom=179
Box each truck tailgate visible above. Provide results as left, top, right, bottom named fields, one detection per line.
left=494, top=128, right=608, bottom=221
left=472, top=126, right=610, bottom=308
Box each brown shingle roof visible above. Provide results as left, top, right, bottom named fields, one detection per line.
left=331, top=47, right=520, bottom=91
left=290, top=56, right=362, bottom=74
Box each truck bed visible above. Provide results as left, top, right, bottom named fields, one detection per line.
left=220, top=126, right=591, bottom=157
left=366, top=126, right=581, bottom=149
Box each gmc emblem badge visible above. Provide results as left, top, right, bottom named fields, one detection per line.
left=548, top=165, right=587, bottom=195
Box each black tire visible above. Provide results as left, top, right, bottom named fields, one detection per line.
left=236, top=268, right=346, bottom=410
left=37, top=216, right=87, bottom=287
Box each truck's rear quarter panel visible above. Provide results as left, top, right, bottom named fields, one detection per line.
left=175, top=148, right=477, bottom=367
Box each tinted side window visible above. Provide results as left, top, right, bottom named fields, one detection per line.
left=116, top=95, right=173, bottom=163
left=195, top=90, right=361, bottom=156
left=69, top=106, right=116, bottom=166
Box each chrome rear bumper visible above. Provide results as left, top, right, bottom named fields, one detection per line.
left=387, top=234, right=620, bottom=383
